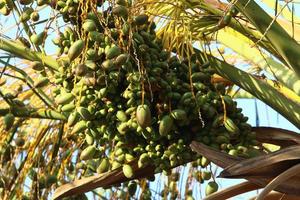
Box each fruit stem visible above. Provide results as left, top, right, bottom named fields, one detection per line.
left=0, top=107, right=66, bottom=120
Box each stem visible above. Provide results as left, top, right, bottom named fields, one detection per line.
left=49, top=123, right=64, bottom=171
left=5, top=118, right=25, bottom=144
left=12, top=1, right=34, bottom=39
left=0, top=107, right=66, bottom=121
left=0, top=38, right=59, bottom=71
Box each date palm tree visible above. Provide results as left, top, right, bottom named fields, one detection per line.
left=0, top=0, right=299, bottom=199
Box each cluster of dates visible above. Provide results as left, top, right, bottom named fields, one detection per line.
left=49, top=0, right=258, bottom=179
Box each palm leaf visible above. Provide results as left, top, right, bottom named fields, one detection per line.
left=232, top=0, right=300, bottom=78
left=215, top=29, right=300, bottom=95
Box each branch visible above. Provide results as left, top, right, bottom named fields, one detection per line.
left=0, top=38, right=59, bottom=71
left=0, top=107, right=66, bottom=121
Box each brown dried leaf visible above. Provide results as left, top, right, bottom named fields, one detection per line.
left=255, top=163, right=300, bottom=200
left=190, top=142, right=300, bottom=196
left=203, top=181, right=261, bottom=200
left=220, top=145, right=300, bottom=179
left=253, top=127, right=300, bottom=146
left=190, top=141, right=242, bottom=169
left=249, top=192, right=300, bottom=200
left=53, top=161, right=155, bottom=200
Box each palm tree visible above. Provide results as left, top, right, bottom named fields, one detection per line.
left=0, top=0, right=299, bottom=199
